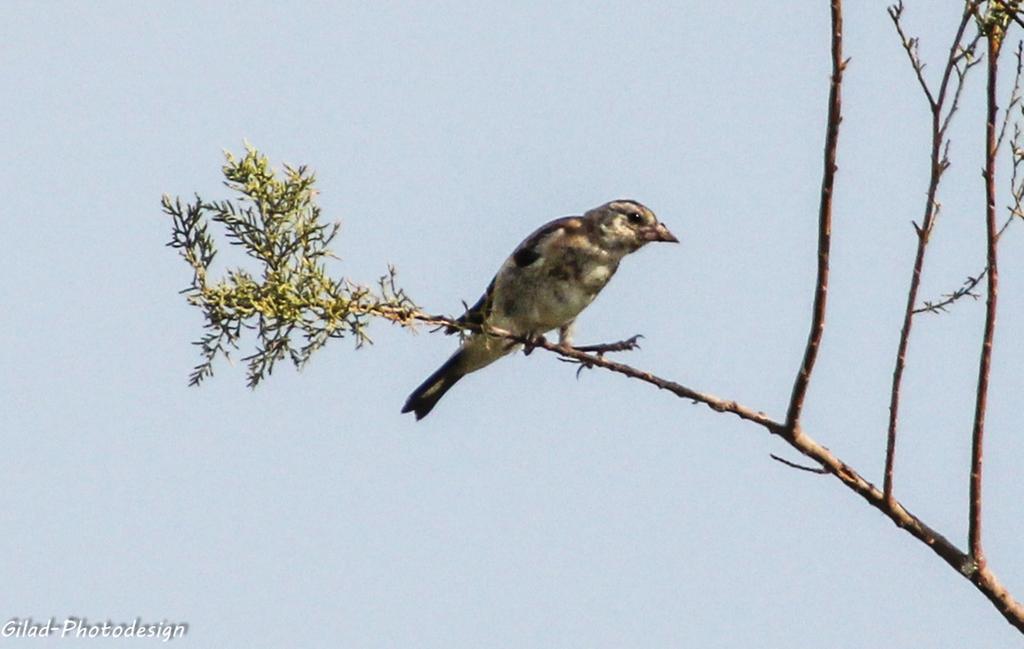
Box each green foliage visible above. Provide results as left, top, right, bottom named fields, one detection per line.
left=164, top=144, right=417, bottom=387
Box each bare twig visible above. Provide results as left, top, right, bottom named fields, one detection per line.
left=786, top=0, right=845, bottom=430
left=915, top=39, right=1023, bottom=316
left=914, top=272, right=986, bottom=314
left=969, top=24, right=1004, bottom=569
left=885, top=2, right=979, bottom=506
left=996, top=40, right=1023, bottom=149
left=914, top=203, right=1019, bottom=315
left=916, top=190, right=1020, bottom=315
left=941, top=28, right=986, bottom=138
left=921, top=163, right=1024, bottom=315
left=770, top=453, right=829, bottom=474
left=411, top=312, right=782, bottom=430
left=388, top=307, right=1024, bottom=631
left=889, top=1, right=938, bottom=108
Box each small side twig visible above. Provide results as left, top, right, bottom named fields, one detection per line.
left=914, top=272, right=986, bottom=314
left=770, top=453, right=829, bottom=474
left=889, top=1, right=937, bottom=108
left=916, top=35, right=1024, bottom=318
left=915, top=187, right=1021, bottom=316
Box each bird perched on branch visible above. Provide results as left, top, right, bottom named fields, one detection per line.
left=402, top=199, right=677, bottom=419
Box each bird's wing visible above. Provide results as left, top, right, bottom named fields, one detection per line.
left=452, top=215, right=585, bottom=331
left=510, top=216, right=585, bottom=268
left=453, top=276, right=495, bottom=332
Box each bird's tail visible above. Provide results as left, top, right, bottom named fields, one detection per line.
left=401, top=350, right=467, bottom=420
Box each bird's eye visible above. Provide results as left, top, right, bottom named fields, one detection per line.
left=627, top=211, right=644, bottom=224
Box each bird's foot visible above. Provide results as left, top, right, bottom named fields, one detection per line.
left=557, top=334, right=643, bottom=378
left=571, top=334, right=644, bottom=355
left=522, top=334, right=548, bottom=356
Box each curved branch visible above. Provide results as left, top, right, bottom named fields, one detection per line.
left=786, top=0, right=845, bottom=429
left=386, top=308, right=1024, bottom=632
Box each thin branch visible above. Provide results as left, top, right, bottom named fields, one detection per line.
left=889, top=1, right=938, bottom=108
left=915, top=38, right=1022, bottom=317
left=786, top=0, right=845, bottom=430
left=914, top=271, right=986, bottom=314
left=885, top=2, right=979, bottom=506
left=996, top=40, right=1024, bottom=149
left=389, top=308, right=1024, bottom=632
left=969, top=25, right=1004, bottom=568
left=770, top=453, right=829, bottom=474
left=914, top=199, right=1016, bottom=316
left=939, top=2, right=986, bottom=137
left=411, top=312, right=782, bottom=431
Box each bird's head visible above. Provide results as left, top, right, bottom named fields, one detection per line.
left=586, top=199, right=678, bottom=253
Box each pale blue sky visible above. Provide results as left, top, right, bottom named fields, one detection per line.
left=3, top=2, right=1023, bottom=647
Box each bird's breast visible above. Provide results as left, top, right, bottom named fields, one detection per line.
left=489, top=251, right=619, bottom=334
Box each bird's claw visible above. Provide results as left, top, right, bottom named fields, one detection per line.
left=571, top=334, right=644, bottom=354
left=523, top=334, right=547, bottom=356
left=554, top=334, right=644, bottom=379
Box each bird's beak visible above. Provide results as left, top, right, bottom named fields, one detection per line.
left=646, top=222, right=678, bottom=243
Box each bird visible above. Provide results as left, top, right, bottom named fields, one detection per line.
left=402, top=199, right=677, bottom=419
